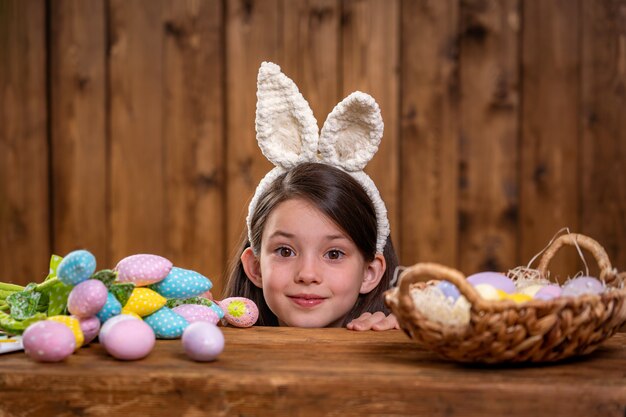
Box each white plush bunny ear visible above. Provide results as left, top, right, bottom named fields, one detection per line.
left=255, top=62, right=319, bottom=169
left=318, top=92, right=384, bottom=172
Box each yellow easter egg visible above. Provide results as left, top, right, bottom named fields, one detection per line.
left=474, top=284, right=500, bottom=300
left=48, top=315, right=84, bottom=350
left=120, top=309, right=143, bottom=320
left=508, top=293, right=532, bottom=304
left=123, top=288, right=166, bottom=317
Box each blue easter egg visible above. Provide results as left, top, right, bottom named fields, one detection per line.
left=96, top=292, right=122, bottom=322
left=209, top=300, right=225, bottom=319
left=144, top=306, right=189, bottom=339
left=436, top=280, right=460, bottom=302
left=57, top=250, right=97, bottom=286
left=148, top=267, right=213, bottom=299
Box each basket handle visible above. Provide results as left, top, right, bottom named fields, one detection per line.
left=536, top=233, right=617, bottom=283
left=398, top=262, right=489, bottom=310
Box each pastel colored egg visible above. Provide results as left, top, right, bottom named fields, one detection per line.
left=120, top=309, right=143, bottom=320
left=182, top=322, right=225, bottom=362
left=67, top=279, right=109, bottom=318
left=474, top=284, right=500, bottom=301
left=57, top=250, right=97, bottom=286
left=123, top=288, right=167, bottom=317
left=96, top=292, right=123, bottom=322
left=562, top=276, right=605, bottom=297
left=115, top=254, right=173, bottom=286
left=76, top=316, right=101, bottom=345
left=144, top=306, right=189, bottom=339
left=47, top=315, right=84, bottom=349
left=436, top=281, right=460, bottom=302
left=496, top=290, right=532, bottom=304
left=23, top=321, right=76, bottom=362
left=534, top=284, right=562, bottom=301
left=518, top=284, right=545, bottom=297
left=173, top=304, right=220, bottom=325
left=103, top=318, right=155, bottom=361
left=219, top=297, right=259, bottom=328
left=199, top=290, right=214, bottom=300
left=209, top=301, right=225, bottom=319
left=148, top=267, right=213, bottom=299
left=99, top=314, right=140, bottom=346
left=467, top=272, right=515, bottom=294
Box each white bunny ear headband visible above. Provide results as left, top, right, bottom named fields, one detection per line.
left=247, top=62, right=390, bottom=254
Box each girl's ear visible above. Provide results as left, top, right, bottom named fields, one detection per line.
left=241, top=247, right=263, bottom=288
left=359, top=253, right=386, bottom=294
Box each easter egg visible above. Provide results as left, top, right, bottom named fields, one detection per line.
left=76, top=316, right=101, bottom=345
left=496, top=290, right=532, bottom=304
left=182, top=322, right=224, bottom=362
left=120, top=309, right=143, bottom=320
left=48, top=315, right=84, bottom=349
left=518, top=284, right=545, bottom=298
left=148, top=267, right=213, bottom=299
left=23, top=321, right=76, bottom=362
left=103, top=318, right=155, bottom=360
left=96, top=292, right=123, bottom=322
left=467, top=272, right=515, bottom=294
left=219, top=297, right=259, bottom=328
left=199, top=290, right=214, bottom=300
left=144, top=307, right=189, bottom=339
left=562, top=276, right=605, bottom=297
left=173, top=304, right=220, bottom=325
left=474, top=284, right=500, bottom=301
left=67, top=279, right=108, bottom=318
left=534, top=284, right=562, bottom=301
left=209, top=301, right=225, bottom=319
left=99, top=314, right=140, bottom=346
left=436, top=281, right=460, bottom=302
left=123, top=288, right=167, bottom=317
left=115, top=254, right=173, bottom=286
left=57, top=250, right=97, bottom=286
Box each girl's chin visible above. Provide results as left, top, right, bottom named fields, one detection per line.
left=278, top=316, right=345, bottom=328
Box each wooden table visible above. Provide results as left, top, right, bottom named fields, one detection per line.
left=1, top=327, right=626, bottom=416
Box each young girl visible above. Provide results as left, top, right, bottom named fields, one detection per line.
left=223, top=62, right=400, bottom=331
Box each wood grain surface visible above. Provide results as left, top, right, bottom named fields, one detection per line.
left=1, top=327, right=626, bottom=416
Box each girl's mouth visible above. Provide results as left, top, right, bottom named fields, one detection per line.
left=288, top=295, right=325, bottom=308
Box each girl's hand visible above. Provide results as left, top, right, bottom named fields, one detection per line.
left=346, top=312, right=399, bottom=331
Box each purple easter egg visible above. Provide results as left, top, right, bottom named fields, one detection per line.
left=436, top=281, right=460, bottom=302
left=562, top=276, right=605, bottom=297
left=182, top=322, right=224, bottom=362
left=23, top=321, right=76, bottom=362
left=76, top=316, right=101, bottom=345
left=467, top=272, right=515, bottom=294
left=172, top=304, right=220, bottom=325
left=534, top=284, right=562, bottom=301
left=103, top=319, right=155, bottom=361
left=68, top=279, right=108, bottom=318
left=115, top=254, right=173, bottom=286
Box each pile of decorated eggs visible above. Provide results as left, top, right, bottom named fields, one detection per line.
left=411, top=270, right=607, bottom=327
left=22, top=249, right=258, bottom=363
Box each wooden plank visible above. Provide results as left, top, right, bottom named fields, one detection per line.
left=108, top=0, right=165, bottom=264
left=225, top=0, right=280, bottom=264
left=342, top=0, right=400, bottom=252
left=162, top=0, right=226, bottom=294
left=49, top=0, right=107, bottom=266
left=580, top=0, right=626, bottom=274
left=520, top=0, right=581, bottom=280
left=280, top=0, right=340, bottom=125
left=457, top=0, right=520, bottom=274
left=0, top=0, right=49, bottom=285
left=400, top=0, right=460, bottom=267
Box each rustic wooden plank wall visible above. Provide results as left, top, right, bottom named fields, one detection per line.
left=1, top=0, right=624, bottom=297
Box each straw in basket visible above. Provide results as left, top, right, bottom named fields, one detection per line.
left=384, top=233, right=626, bottom=364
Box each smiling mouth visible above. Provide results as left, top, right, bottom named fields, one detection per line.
left=288, top=295, right=325, bottom=308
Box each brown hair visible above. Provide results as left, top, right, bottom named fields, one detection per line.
left=222, top=162, right=399, bottom=326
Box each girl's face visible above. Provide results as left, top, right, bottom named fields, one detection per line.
left=242, top=198, right=385, bottom=328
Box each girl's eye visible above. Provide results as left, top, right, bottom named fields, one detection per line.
left=326, top=249, right=345, bottom=260
left=277, top=247, right=295, bottom=257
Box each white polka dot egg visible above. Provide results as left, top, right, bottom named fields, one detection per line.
left=23, top=320, right=76, bottom=362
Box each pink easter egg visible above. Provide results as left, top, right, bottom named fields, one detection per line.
left=467, top=272, right=516, bottom=294
left=219, top=297, right=259, bottom=328
left=67, top=279, right=108, bottom=318
left=23, top=321, right=76, bottom=362
left=199, top=290, right=214, bottom=300
left=76, top=316, right=101, bottom=345
left=534, top=284, right=562, bottom=301
left=115, top=254, right=173, bottom=286
left=103, top=319, right=155, bottom=361
left=182, top=322, right=224, bottom=362
left=172, top=304, right=220, bottom=325
left=98, top=314, right=140, bottom=347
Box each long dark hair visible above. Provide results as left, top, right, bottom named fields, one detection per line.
left=222, top=162, right=399, bottom=326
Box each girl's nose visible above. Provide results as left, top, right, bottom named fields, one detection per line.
left=296, top=255, right=322, bottom=284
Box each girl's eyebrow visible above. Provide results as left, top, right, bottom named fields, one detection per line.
left=268, top=230, right=347, bottom=241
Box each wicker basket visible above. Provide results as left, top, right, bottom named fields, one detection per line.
left=385, top=233, right=626, bottom=364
